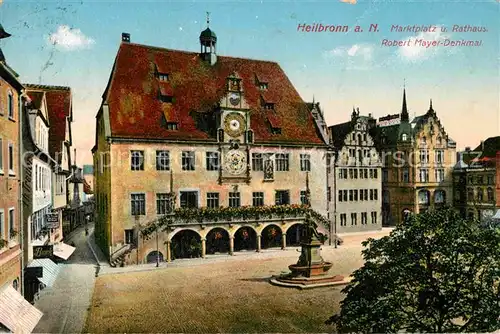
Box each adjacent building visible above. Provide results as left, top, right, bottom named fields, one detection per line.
left=453, top=136, right=499, bottom=221
left=328, top=108, right=383, bottom=233
left=21, top=85, right=75, bottom=303
left=93, top=28, right=330, bottom=266
left=374, top=90, right=456, bottom=225
left=0, top=31, right=24, bottom=297
left=0, top=24, right=43, bottom=333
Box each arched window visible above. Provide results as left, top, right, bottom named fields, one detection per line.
left=7, top=91, right=14, bottom=119
left=477, top=188, right=484, bottom=202
left=402, top=133, right=408, bottom=141
left=467, top=188, right=473, bottom=201
left=487, top=187, right=494, bottom=202
left=418, top=190, right=430, bottom=205
left=434, top=190, right=446, bottom=206
left=421, top=136, right=427, bottom=146
left=358, top=133, right=362, bottom=144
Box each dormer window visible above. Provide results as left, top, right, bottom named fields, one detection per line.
left=158, top=73, right=169, bottom=82
left=160, top=95, right=173, bottom=103
left=166, top=122, right=178, bottom=130
left=271, top=127, right=281, bottom=135
left=259, top=82, right=268, bottom=91
left=265, top=103, right=274, bottom=110
left=402, top=133, right=408, bottom=141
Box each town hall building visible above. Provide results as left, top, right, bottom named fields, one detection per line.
left=93, top=24, right=331, bottom=265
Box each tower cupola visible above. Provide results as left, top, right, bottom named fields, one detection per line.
left=199, top=12, right=217, bottom=65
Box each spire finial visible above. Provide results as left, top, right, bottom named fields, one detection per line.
left=206, top=11, right=210, bottom=27
left=312, top=95, right=315, bottom=105
left=430, top=98, right=433, bottom=109
left=401, top=85, right=409, bottom=122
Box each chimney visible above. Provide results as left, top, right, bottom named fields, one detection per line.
left=122, top=33, right=130, bottom=43
left=465, top=146, right=471, bottom=152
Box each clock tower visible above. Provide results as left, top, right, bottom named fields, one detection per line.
left=217, top=72, right=252, bottom=184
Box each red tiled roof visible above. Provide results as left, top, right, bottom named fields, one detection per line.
left=267, top=110, right=282, bottom=128
left=159, top=82, right=174, bottom=97
left=46, top=90, right=71, bottom=163
left=103, top=42, right=324, bottom=145
left=27, top=92, right=44, bottom=109
left=255, top=73, right=269, bottom=83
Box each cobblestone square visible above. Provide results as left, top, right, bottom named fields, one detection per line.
left=84, top=230, right=391, bottom=333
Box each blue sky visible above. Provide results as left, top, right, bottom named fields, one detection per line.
left=1, top=0, right=498, bottom=164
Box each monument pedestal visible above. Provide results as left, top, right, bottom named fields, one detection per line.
left=270, top=212, right=347, bottom=289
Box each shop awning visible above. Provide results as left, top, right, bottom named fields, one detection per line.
left=0, top=285, right=43, bottom=333
left=27, top=258, right=60, bottom=288
left=53, top=242, right=76, bottom=260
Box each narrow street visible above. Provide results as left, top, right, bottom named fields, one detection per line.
left=33, top=224, right=97, bottom=333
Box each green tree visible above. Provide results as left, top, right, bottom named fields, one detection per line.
left=327, top=207, right=500, bottom=333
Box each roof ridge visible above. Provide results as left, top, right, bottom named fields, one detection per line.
left=121, top=41, right=279, bottom=65
left=24, top=83, right=71, bottom=91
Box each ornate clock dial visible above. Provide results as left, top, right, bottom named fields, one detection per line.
left=224, top=112, right=246, bottom=137
left=229, top=93, right=240, bottom=106
left=224, top=150, right=247, bottom=175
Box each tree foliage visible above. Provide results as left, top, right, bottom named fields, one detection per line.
left=327, top=207, right=500, bottom=333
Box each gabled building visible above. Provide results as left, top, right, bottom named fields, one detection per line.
left=22, top=87, right=55, bottom=261
left=93, top=26, right=330, bottom=266
left=328, top=108, right=383, bottom=233
left=374, top=89, right=456, bottom=225
left=21, top=85, right=75, bottom=303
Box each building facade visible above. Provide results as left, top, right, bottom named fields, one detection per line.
left=328, top=109, right=383, bottom=233
left=22, top=87, right=55, bottom=262
left=0, top=25, right=44, bottom=333
left=0, top=45, right=23, bottom=297
left=453, top=137, right=499, bottom=221
left=93, top=29, right=330, bottom=266
left=375, top=90, right=456, bottom=225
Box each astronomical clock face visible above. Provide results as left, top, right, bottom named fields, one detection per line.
left=229, top=93, right=241, bottom=106
left=224, top=150, right=247, bottom=175
left=224, top=112, right=246, bottom=137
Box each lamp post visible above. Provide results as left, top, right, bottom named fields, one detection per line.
left=156, top=223, right=159, bottom=267
left=333, top=149, right=338, bottom=249
left=135, top=214, right=139, bottom=265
